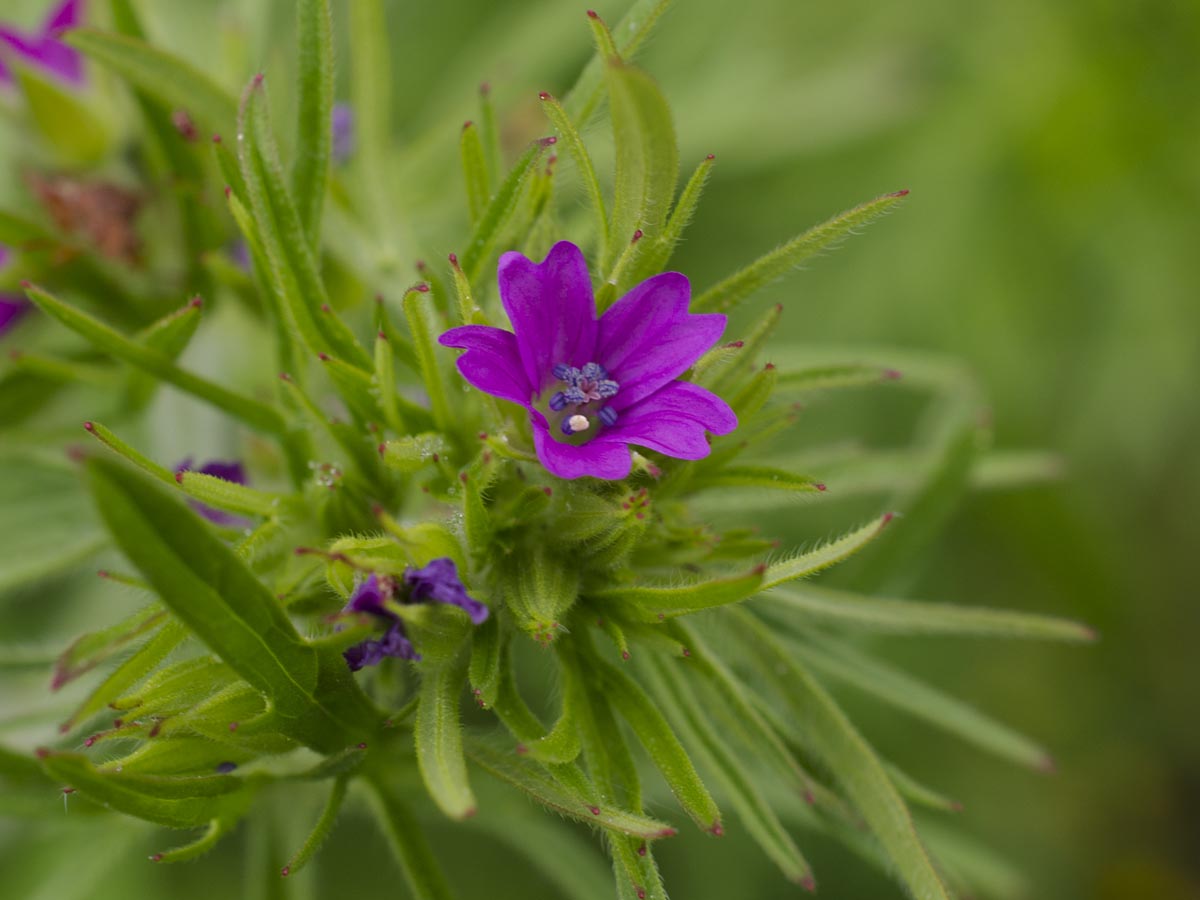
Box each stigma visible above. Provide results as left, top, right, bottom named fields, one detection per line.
left=562, top=414, right=591, bottom=435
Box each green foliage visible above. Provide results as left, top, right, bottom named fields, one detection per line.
left=0, top=5, right=1093, bottom=900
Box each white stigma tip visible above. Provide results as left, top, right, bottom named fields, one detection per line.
left=567, top=414, right=590, bottom=433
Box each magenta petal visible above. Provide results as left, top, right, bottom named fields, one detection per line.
left=597, top=381, right=737, bottom=460
left=0, top=295, right=30, bottom=337
left=498, top=241, right=597, bottom=397
left=44, top=0, right=85, bottom=35
left=439, top=324, right=532, bottom=407
left=595, top=273, right=727, bottom=410
left=531, top=415, right=632, bottom=480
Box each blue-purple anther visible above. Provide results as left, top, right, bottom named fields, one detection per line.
left=549, top=361, right=619, bottom=433
left=342, top=559, right=487, bottom=671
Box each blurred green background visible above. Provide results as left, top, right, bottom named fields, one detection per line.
left=2, top=0, right=1198, bottom=897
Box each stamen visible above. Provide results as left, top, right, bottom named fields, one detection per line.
left=598, top=406, right=618, bottom=426
left=549, top=391, right=568, bottom=411
left=580, top=362, right=608, bottom=381
left=553, top=363, right=577, bottom=381
left=563, top=414, right=590, bottom=435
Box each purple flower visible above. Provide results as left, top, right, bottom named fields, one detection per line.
left=331, top=103, right=353, bottom=164
left=438, top=241, right=737, bottom=479
left=0, top=0, right=86, bottom=87
left=174, top=458, right=249, bottom=527
left=0, top=244, right=29, bottom=338
left=342, top=560, right=487, bottom=671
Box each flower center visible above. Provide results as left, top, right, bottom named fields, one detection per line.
left=544, top=362, right=619, bottom=444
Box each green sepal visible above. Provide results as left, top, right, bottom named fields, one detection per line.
left=415, top=649, right=476, bottom=820
left=498, top=546, right=580, bottom=644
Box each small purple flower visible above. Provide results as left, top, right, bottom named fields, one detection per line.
left=342, top=560, right=487, bottom=671
left=0, top=244, right=29, bottom=339
left=331, top=103, right=353, bottom=164
left=438, top=241, right=737, bottom=479
left=0, top=0, right=86, bottom=87
left=174, top=458, right=249, bottom=527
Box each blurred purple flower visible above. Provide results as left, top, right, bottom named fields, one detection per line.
left=439, top=241, right=737, bottom=480
left=332, top=103, right=353, bottom=164
left=0, top=244, right=29, bottom=339
left=0, top=0, right=86, bottom=87
left=174, top=458, right=250, bottom=527
left=342, top=560, right=487, bottom=671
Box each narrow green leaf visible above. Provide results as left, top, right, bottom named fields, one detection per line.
left=564, top=0, right=675, bottom=124
left=177, top=471, right=285, bottom=519
left=237, top=75, right=372, bottom=370
left=635, top=152, right=715, bottom=280
left=64, top=619, right=189, bottom=730
left=415, top=652, right=476, bottom=820
left=728, top=363, right=777, bottom=421
left=282, top=775, right=347, bottom=877
left=727, top=608, right=952, bottom=900
left=603, top=60, right=678, bottom=278
left=644, top=655, right=814, bottom=887
left=591, top=566, right=764, bottom=622
left=692, top=465, right=825, bottom=496
left=348, top=0, right=393, bottom=235
left=884, top=762, right=962, bottom=814
left=292, top=0, right=334, bottom=246
left=24, top=286, right=288, bottom=437
left=693, top=191, right=910, bottom=313
left=82, top=420, right=175, bottom=483
left=125, top=299, right=205, bottom=411
left=793, top=639, right=1053, bottom=770
left=777, top=363, right=899, bottom=395
left=460, top=120, right=490, bottom=225
left=463, top=733, right=674, bottom=839
left=86, top=457, right=376, bottom=751
left=7, top=352, right=116, bottom=386
left=38, top=751, right=246, bottom=828
left=539, top=90, right=608, bottom=260
left=460, top=140, right=551, bottom=285
left=365, top=774, right=455, bottom=900
left=52, top=604, right=166, bottom=690
left=66, top=29, right=237, bottom=134
left=583, top=647, right=720, bottom=832
left=762, top=584, right=1096, bottom=641
left=762, top=513, right=894, bottom=590
left=401, top=287, right=454, bottom=433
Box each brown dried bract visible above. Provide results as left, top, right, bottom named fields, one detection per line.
left=25, top=172, right=143, bottom=266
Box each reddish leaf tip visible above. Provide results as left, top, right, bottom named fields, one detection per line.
left=1037, top=755, right=1057, bottom=774
left=655, top=827, right=678, bottom=839
left=882, top=368, right=902, bottom=380
left=515, top=744, right=528, bottom=755
left=174, top=471, right=184, bottom=484
left=631, top=228, right=643, bottom=243
left=538, top=91, right=551, bottom=101
left=416, top=283, right=430, bottom=293
left=228, top=721, right=239, bottom=732
left=462, top=120, right=473, bottom=130
left=280, top=867, right=290, bottom=877
left=637, top=843, right=647, bottom=856
left=34, top=747, right=51, bottom=759
left=317, top=352, right=330, bottom=362
left=799, top=874, right=816, bottom=892
left=588, top=805, right=601, bottom=816
left=151, top=854, right=163, bottom=863
left=479, top=82, right=490, bottom=96
left=586, top=9, right=599, bottom=17
left=252, top=72, right=265, bottom=85
left=211, top=133, right=222, bottom=143
left=539, top=135, right=558, bottom=147
left=709, top=822, right=724, bottom=836
left=20, top=279, right=32, bottom=289
left=815, top=483, right=827, bottom=492
left=890, top=189, right=910, bottom=197
left=448, top=252, right=459, bottom=266
left=357, top=742, right=367, bottom=750
left=880, top=512, right=896, bottom=526
left=83, top=421, right=95, bottom=432
left=189, top=296, right=203, bottom=309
